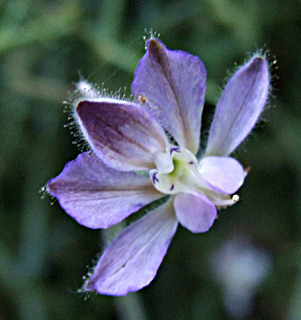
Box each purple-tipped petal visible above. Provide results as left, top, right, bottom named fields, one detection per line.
left=85, top=200, right=178, bottom=296
left=76, top=99, right=169, bottom=171
left=199, top=156, right=245, bottom=194
left=131, top=39, right=206, bottom=154
left=47, top=152, right=162, bottom=229
left=174, top=193, right=217, bottom=233
left=206, top=56, right=269, bottom=156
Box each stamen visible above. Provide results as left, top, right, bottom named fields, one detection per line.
left=170, top=147, right=180, bottom=154
left=211, top=194, right=240, bottom=207
left=152, top=172, right=159, bottom=184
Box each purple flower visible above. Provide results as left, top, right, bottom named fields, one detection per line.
left=47, top=39, right=269, bottom=296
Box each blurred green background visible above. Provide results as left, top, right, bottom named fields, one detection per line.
left=0, top=0, right=300, bottom=319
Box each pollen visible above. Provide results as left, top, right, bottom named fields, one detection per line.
left=138, top=95, right=146, bottom=104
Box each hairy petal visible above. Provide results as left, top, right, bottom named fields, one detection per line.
left=199, top=156, right=245, bottom=194
left=131, top=39, right=206, bottom=154
left=206, top=56, right=269, bottom=156
left=47, top=153, right=162, bottom=229
left=174, top=192, right=217, bottom=233
left=76, top=99, right=169, bottom=171
left=85, top=200, right=178, bottom=296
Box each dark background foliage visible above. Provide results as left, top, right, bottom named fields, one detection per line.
left=0, top=0, right=300, bottom=319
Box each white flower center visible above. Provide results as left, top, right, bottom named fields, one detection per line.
left=150, top=147, right=240, bottom=208
left=150, top=147, right=206, bottom=195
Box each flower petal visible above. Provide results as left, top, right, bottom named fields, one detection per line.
left=47, top=152, right=162, bottom=229
left=174, top=192, right=217, bottom=233
left=206, top=56, right=269, bottom=156
left=76, top=98, right=169, bottom=171
left=198, top=156, right=245, bottom=194
left=85, top=200, right=178, bottom=296
left=131, top=39, right=207, bottom=154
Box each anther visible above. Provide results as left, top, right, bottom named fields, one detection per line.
left=170, top=147, right=180, bottom=154
left=152, top=173, right=159, bottom=184
left=232, top=194, right=240, bottom=203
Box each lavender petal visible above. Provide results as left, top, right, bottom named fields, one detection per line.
left=131, top=39, right=206, bottom=155
left=206, top=56, right=269, bottom=156
left=47, top=152, right=162, bottom=229
left=85, top=200, right=178, bottom=296
left=174, top=192, right=217, bottom=233
left=76, top=99, right=169, bottom=171
left=199, top=156, right=245, bottom=194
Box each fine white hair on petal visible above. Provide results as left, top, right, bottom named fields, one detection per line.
left=84, top=199, right=178, bottom=296
left=76, top=80, right=100, bottom=99
left=131, top=38, right=207, bottom=155
left=205, top=56, right=269, bottom=157
left=75, top=98, right=170, bottom=171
